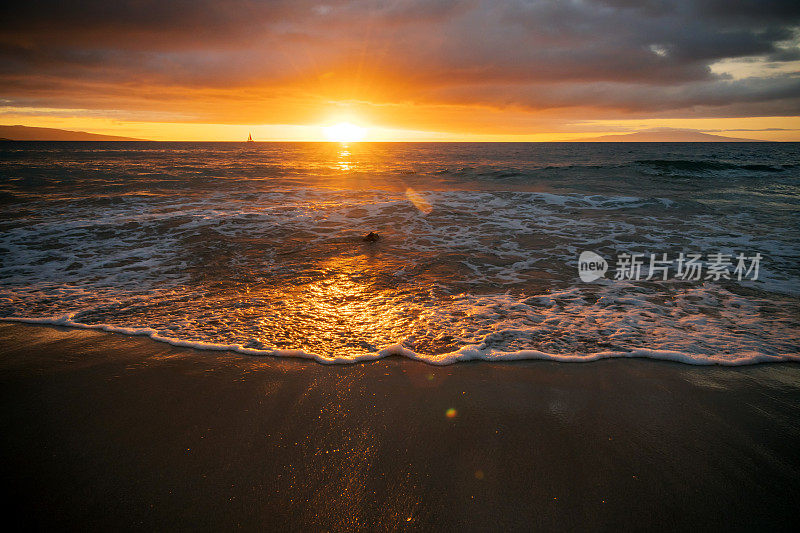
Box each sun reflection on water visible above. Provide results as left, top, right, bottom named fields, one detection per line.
left=336, top=147, right=353, bottom=172
left=237, top=255, right=423, bottom=356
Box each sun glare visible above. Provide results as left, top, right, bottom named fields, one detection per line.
left=324, top=122, right=367, bottom=143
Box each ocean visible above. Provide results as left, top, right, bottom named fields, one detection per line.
left=1, top=141, right=798, bottom=364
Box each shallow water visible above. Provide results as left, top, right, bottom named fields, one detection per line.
left=1, top=142, right=798, bottom=364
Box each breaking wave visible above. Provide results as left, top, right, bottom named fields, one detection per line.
left=2, top=142, right=799, bottom=365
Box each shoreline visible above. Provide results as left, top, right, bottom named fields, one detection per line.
left=3, top=317, right=796, bottom=366
left=2, top=322, right=800, bottom=530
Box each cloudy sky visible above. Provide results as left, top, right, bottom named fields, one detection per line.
left=1, top=0, right=799, bottom=140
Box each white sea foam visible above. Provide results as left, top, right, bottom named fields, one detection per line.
left=3, top=314, right=798, bottom=366
left=3, top=278, right=798, bottom=366
left=2, top=143, right=798, bottom=365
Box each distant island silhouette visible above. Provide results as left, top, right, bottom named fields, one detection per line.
left=0, top=125, right=145, bottom=141
left=574, top=129, right=766, bottom=142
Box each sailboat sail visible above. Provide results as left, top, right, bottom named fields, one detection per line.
left=247, top=132, right=253, bottom=142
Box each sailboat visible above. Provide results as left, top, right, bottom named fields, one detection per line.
left=246, top=132, right=254, bottom=143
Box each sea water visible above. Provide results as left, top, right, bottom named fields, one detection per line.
left=1, top=141, right=798, bottom=364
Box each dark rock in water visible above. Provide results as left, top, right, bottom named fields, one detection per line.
left=362, top=231, right=380, bottom=242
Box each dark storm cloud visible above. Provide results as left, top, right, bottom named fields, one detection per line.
left=0, top=1, right=299, bottom=47
left=1, top=0, right=798, bottom=119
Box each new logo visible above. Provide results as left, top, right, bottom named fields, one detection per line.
left=578, top=251, right=608, bottom=282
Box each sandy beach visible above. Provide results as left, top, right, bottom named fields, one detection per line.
left=4, top=1, right=800, bottom=531
left=1, top=322, right=799, bottom=531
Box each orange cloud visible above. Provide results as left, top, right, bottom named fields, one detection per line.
left=1, top=1, right=798, bottom=139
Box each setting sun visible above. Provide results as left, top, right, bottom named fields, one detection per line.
left=323, top=122, right=367, bottom=143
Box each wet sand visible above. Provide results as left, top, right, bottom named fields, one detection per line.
left=2, top=322, right=800, bottom=531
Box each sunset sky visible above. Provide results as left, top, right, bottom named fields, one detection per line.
left=1, top=0, right=799, bottom=141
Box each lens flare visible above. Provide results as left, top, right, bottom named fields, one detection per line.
left=405, top=187, right=433, bottom=214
